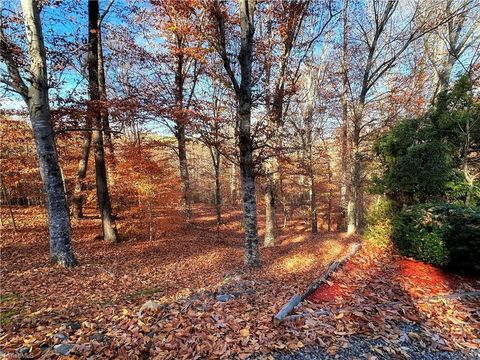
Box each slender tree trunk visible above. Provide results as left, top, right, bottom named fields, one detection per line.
left=97, top=25, right=115, bottom=163
left=347, top=114, right=364, bottom=234
left=229, top=163, right=237, bottom=205
left=211, top=148, right=222, bottom=225
left=327, top=159, right=333, bottom=232
left=309, top=173, right=317, bottom=233
left=174, top=34, right=192, bottom=221
left=88, top=0, right=118, bottom=242
left=0, top=175, right=17, bottom=233
left=264, top=160, right=278, bottom=247
left=176, top=126, right=192, bottom=219
left=339, top=0, right=349, bottom=231
left=20, top=0, right=76, bottom=266
left=72, top=125, right=91, bottom=219
left=238, top=0, right=259, bottom=266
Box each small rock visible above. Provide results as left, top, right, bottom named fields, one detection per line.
left=147, top=331, right=155, bottom=338
left=17, top=346, right=30, bottom=356
left=54, top=332, right=68, bottom=341
left=216, top=294, right=234, bottom=302
left=67, top=322, right=81, bottom=331
left=39, top=342, right=50, bottom=350
left=91, top=332, right=104, bottom=342
left=54, top=344, right=73, bottom=356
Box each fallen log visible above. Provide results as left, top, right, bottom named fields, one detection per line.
left=273, top=242, right=361, bottom=324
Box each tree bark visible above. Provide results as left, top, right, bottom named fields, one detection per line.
left=238, top=0, right=260, bottom=266
left=72, top=123, right=91, bottom=219
left=175, top=126, right=192, bottom=220
left=20, top=0, right=76, bottom=266
left=97, top=24, right=115, bottom=163
left=347, top=114, right=364, bottom=234
left=309, top=173, right=317, bottom=233
left=264, top=164, right=277, bottom=246
left=174, top=34, right=192, bottom=220
left=213, top=0, right=259, bottom=266
left=0, top=175, right=17, bottom=233
left=229, top=163, right=238, bottom=205
left=339, top=0, right=349, bottom=231
left=88, top=0, right=118, bottom=242
left=211, top=147, right=222, bottom=225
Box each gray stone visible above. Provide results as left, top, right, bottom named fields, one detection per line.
left=17, top=346, right=30, bottom=356
left=67, top=322, right=81, bottom=331
left=91, top=332, right=105, bottom=342
left=54, top=344, right=73, bottom=356
left=216, top=294, right=234, bottom=302
left=54, top=332, right=68, bottom=341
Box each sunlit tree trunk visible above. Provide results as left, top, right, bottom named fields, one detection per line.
left=98, top=24, right=115, bottom=164
left=229, top=163, right=238, bottom=205
left=210, top=147, right=222, bottom=225
left=175, top=126, right=191, bottom=220
left=214, top=0, right=259, bottom=266
left=347, top=109, right=365, bottom=234
left=16, top=0, right=76, bottom=266
left=238, top=0, right=260, bottom=266
left=339, top=0, right=349, bottom=231
left=88, top=0, right=118, bottom=242
left=72, top=126, right=91, bottom=219
left=0, top=175, right=17, bottom=233
left=174, top=34, right=192, bottom=220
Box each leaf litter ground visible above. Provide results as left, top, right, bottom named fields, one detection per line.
left=0, top=206, right=479, bottom=359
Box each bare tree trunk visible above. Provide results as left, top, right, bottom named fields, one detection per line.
left=238, top=0, right=260, bottom=266
left=347, top=116, right=364, bottom=234
left=0, top=175, right=17, bottom=233
left=88, top=0, right=118, bottom=242
left=213, top=0, right=259, bottom=266
left=72, top=126, right=91, bottom=219
left=309, top=173, right=317, bottom=233
left=97, top=25, right=115, bottom=164
left=264, top=161, right=278, bottom=246
left=339, top=0, right=349, bottom=231
left=229, top=163, right=237, bottom=205
left=176, top=126, right=192, bottom=220
left=174, top=34, right=192, bottom=221
left=326, top=159, right=333, bottom=232
left=20, top=0, right=76, bottom=266
left=210, top=147, right=222, bottom=225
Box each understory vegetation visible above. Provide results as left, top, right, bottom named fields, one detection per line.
left=367, top=77, right=480, bottom=272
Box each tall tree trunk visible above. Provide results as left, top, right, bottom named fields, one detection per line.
left=264, top=159, right=278, bottom=247
left=88, top=0, right=118, bottom=242
left=210, top=147, right=222, bottom=225
left=309, top=173, right=317, bottom=233
left=0, top=175, right=17, bottom=233
left=72, top=124, right=91, bottom=219
left=347, top=113, right=364, bottom=234
left=238, top=0, right=260, bottom=266
left=174, top=34, right=192, bottom=220
left=326, top=157, right=333, bottom=232
left=213, top=0, right=259, bottom=266
left=176, top=126, right=192, bottom=220
left=229, top=163, right=237, bottom=205
left=97, top=25, right=115, bottom=164
left=20, top=0, right=76, bottom=266
left=339, top=0, right=349, bottom=231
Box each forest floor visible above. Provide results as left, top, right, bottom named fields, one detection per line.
left=0, top=205, right=479, bottom=359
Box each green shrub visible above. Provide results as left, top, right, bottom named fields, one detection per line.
left=392, top=203, right=480, bottom=273
left=364, top=197, right=394, bottom=248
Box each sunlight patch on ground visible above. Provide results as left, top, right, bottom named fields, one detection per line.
left=282, top=253, right=316, bottom=272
